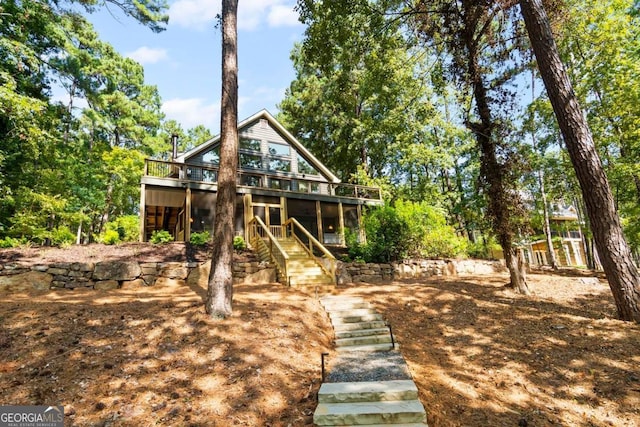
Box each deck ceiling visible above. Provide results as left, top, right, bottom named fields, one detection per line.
left=145, top=188, right=185, bottom=207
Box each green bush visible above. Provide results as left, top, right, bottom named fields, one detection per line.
left=150, top=230, right=174, bottom=244
left=49, top=226, right=75, bottom=247
left=394, top=200, right=467, bottom=258
left=103, top=215, right=139, bottom=242
left=0, top=236, right=27, bottom=248
left=346, top=200, right=469, bottom=263
left=190, top=231, right=211, bottom=246
left=348, top=205, right=410, bottom=263
left=233, top=236, right=247, bottom=251
left=100, top=229, right=121, bottom=245
left=467, top=235, right=502, bottom=259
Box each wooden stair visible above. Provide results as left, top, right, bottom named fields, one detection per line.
left=254, top=236, right=335, bottom=288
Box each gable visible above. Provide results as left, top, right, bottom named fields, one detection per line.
left=176, top=110, right=340, bottom=184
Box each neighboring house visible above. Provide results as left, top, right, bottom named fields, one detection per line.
left=525, top=204, right=589, bottom=267
left=139, top=109, right=383, bottom=247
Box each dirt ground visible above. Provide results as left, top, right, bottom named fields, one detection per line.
left=1, top=244, right=640, bottom=426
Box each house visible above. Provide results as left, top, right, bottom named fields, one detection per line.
left=525, top=204, right=590, bottom=267
left=139, top=110, right=383, bottom=277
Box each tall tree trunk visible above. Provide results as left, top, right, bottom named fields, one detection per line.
left=464, top=23, right=529, bottom=294
left=206, top=0, right=238, bottom=319
left=539, top=170, right=559, bottom=269
left=520, top=0, right=640, bottom=321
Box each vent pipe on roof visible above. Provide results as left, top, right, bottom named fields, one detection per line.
left=171, top=134, right=178, bottom=161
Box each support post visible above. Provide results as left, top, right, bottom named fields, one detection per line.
left=139, top=184, right=146, bottom=242
left=338, top=202, right=345, bottom=246
left=185, top=186, right=191, bottom=243
left=316, top=200, right=323, bottom=245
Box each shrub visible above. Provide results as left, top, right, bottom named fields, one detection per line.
left=467, top=235, right=502, bottom=259
left=150, top=230, right=174, bottom=244
left=347, top=205, right=409, bottom=263
left=346, top=200, right=468, bottom=262
left=0, top=236, right=26, bottom=248
left=49, top=226, right=75, bottom=247
left=233, top=236, right=247, bottom=251
left=103, top=215, right=139, bottom=242
left=100, top=229, right=121, bottom=245
left=190, top=231, right=211, bottom=246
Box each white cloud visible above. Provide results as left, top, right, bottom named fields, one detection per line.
left=169, top=0, right=300, bottom=31
left=267, top=4, right=299, bottom=27
left=162, top=98, right=220, bottom=129
left=126, top=47, right=169, bottom=65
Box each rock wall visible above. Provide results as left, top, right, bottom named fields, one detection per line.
left=0, top=259, right=276, bottom=292
left=1, top=256, right=503, bottom=292
left=337, top=259, right=505, bottom=284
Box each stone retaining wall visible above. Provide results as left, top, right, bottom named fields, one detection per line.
left=0, top=257, right=504, bottom=292
left=337, top=258, right=505, bottom=284
left=0, top=259, right=276, bottom=292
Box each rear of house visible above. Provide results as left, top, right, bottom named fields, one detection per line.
left=139, top=109, right=383, bottom=247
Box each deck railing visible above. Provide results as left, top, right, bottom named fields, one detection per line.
left=248, top=216, right=289, bottom=284
left=144, top=159, right=382, bottom=202
left=284, top=217, right=336, bottom=282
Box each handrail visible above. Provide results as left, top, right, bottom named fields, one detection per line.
left=248, top=216, right=290, bottom=284
left=144, top=159, right=383, bottom=202
left=284, top=217, right=337, bottom=282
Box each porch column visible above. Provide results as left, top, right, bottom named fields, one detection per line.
left=338, top=202, right=345, bottom=245
left=185, top=186, right=191, bottom=243
left=243, top=194, right=252, bottom=243
left=316, top=200, right=323, bottom=244
left=280, top=197, right=287, bottom=222
left=139, top=184, right=146, bottom=242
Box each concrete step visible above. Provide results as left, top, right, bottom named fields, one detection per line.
left=314, top=400, right=426, bottom=426
left=321, top=301, right=372, bottom=311
left=318, top=380, right=419, bottom=403
left=329, top=308, right=377, bottom=318
left=333, top=320, right=388, bottom=332
left=330, top=313, right=383, bottom=324
left=336, top=334, right=392, bottom=347
left=291, top=273, right=331, bottom=283
left=336, top=343, right=395, bottom=352
left=288, top=267, right=325, bottom=274
left=335, top=327, right=390, bottom=339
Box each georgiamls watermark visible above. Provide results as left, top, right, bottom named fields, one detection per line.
left=0, top=406, right=63, bottom=427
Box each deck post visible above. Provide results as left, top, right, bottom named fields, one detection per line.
left=316, top=200, right=323, bottom=245
left=338, top=202, right=345, bottom=245
left=243, top=194, right=252, bottom=243
left=139, top=184, right=146, bottom=242
left=185, top=186, right=191, bottom=243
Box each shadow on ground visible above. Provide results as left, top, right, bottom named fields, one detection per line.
left=332, top=272, right=640, bottom=427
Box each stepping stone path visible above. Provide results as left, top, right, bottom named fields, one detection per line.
left=314, top=295, right=428, bottom=426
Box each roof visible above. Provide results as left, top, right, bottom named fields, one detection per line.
left=175, top=109, right=341, bottom=184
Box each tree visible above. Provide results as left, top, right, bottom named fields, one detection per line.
left=206, top=0, right=238, bottom=319
left=281, top=0, right=434, bottom=182
left=0, top=0, right=168, bottom=242
left=519, top=0, right=640, bottom=321
left=554, top=0, right=640, bottom=258
left=410, top=0, right=531, bottom=294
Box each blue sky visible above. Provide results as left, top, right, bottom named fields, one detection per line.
left=88, top=0, right=305, bottom=133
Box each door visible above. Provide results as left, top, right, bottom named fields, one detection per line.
left=253, top=203, right=283, bottom=238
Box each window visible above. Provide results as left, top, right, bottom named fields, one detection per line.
left=268, top=158, right=291, bottom=172
left=269, top=179, right=291, bottom=191
left=239, top=153, right=262, bottom=169
left=202, top=148, right=219, bottom=164
left=297, top=181, right=319, bottom=193
left=240, top=175, right=261, bottom=187
left=268, top=142, right=290, bottom=156
left=297, top=155, right=317, bottom=175
left=240, top=138, right=261, bottom=151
